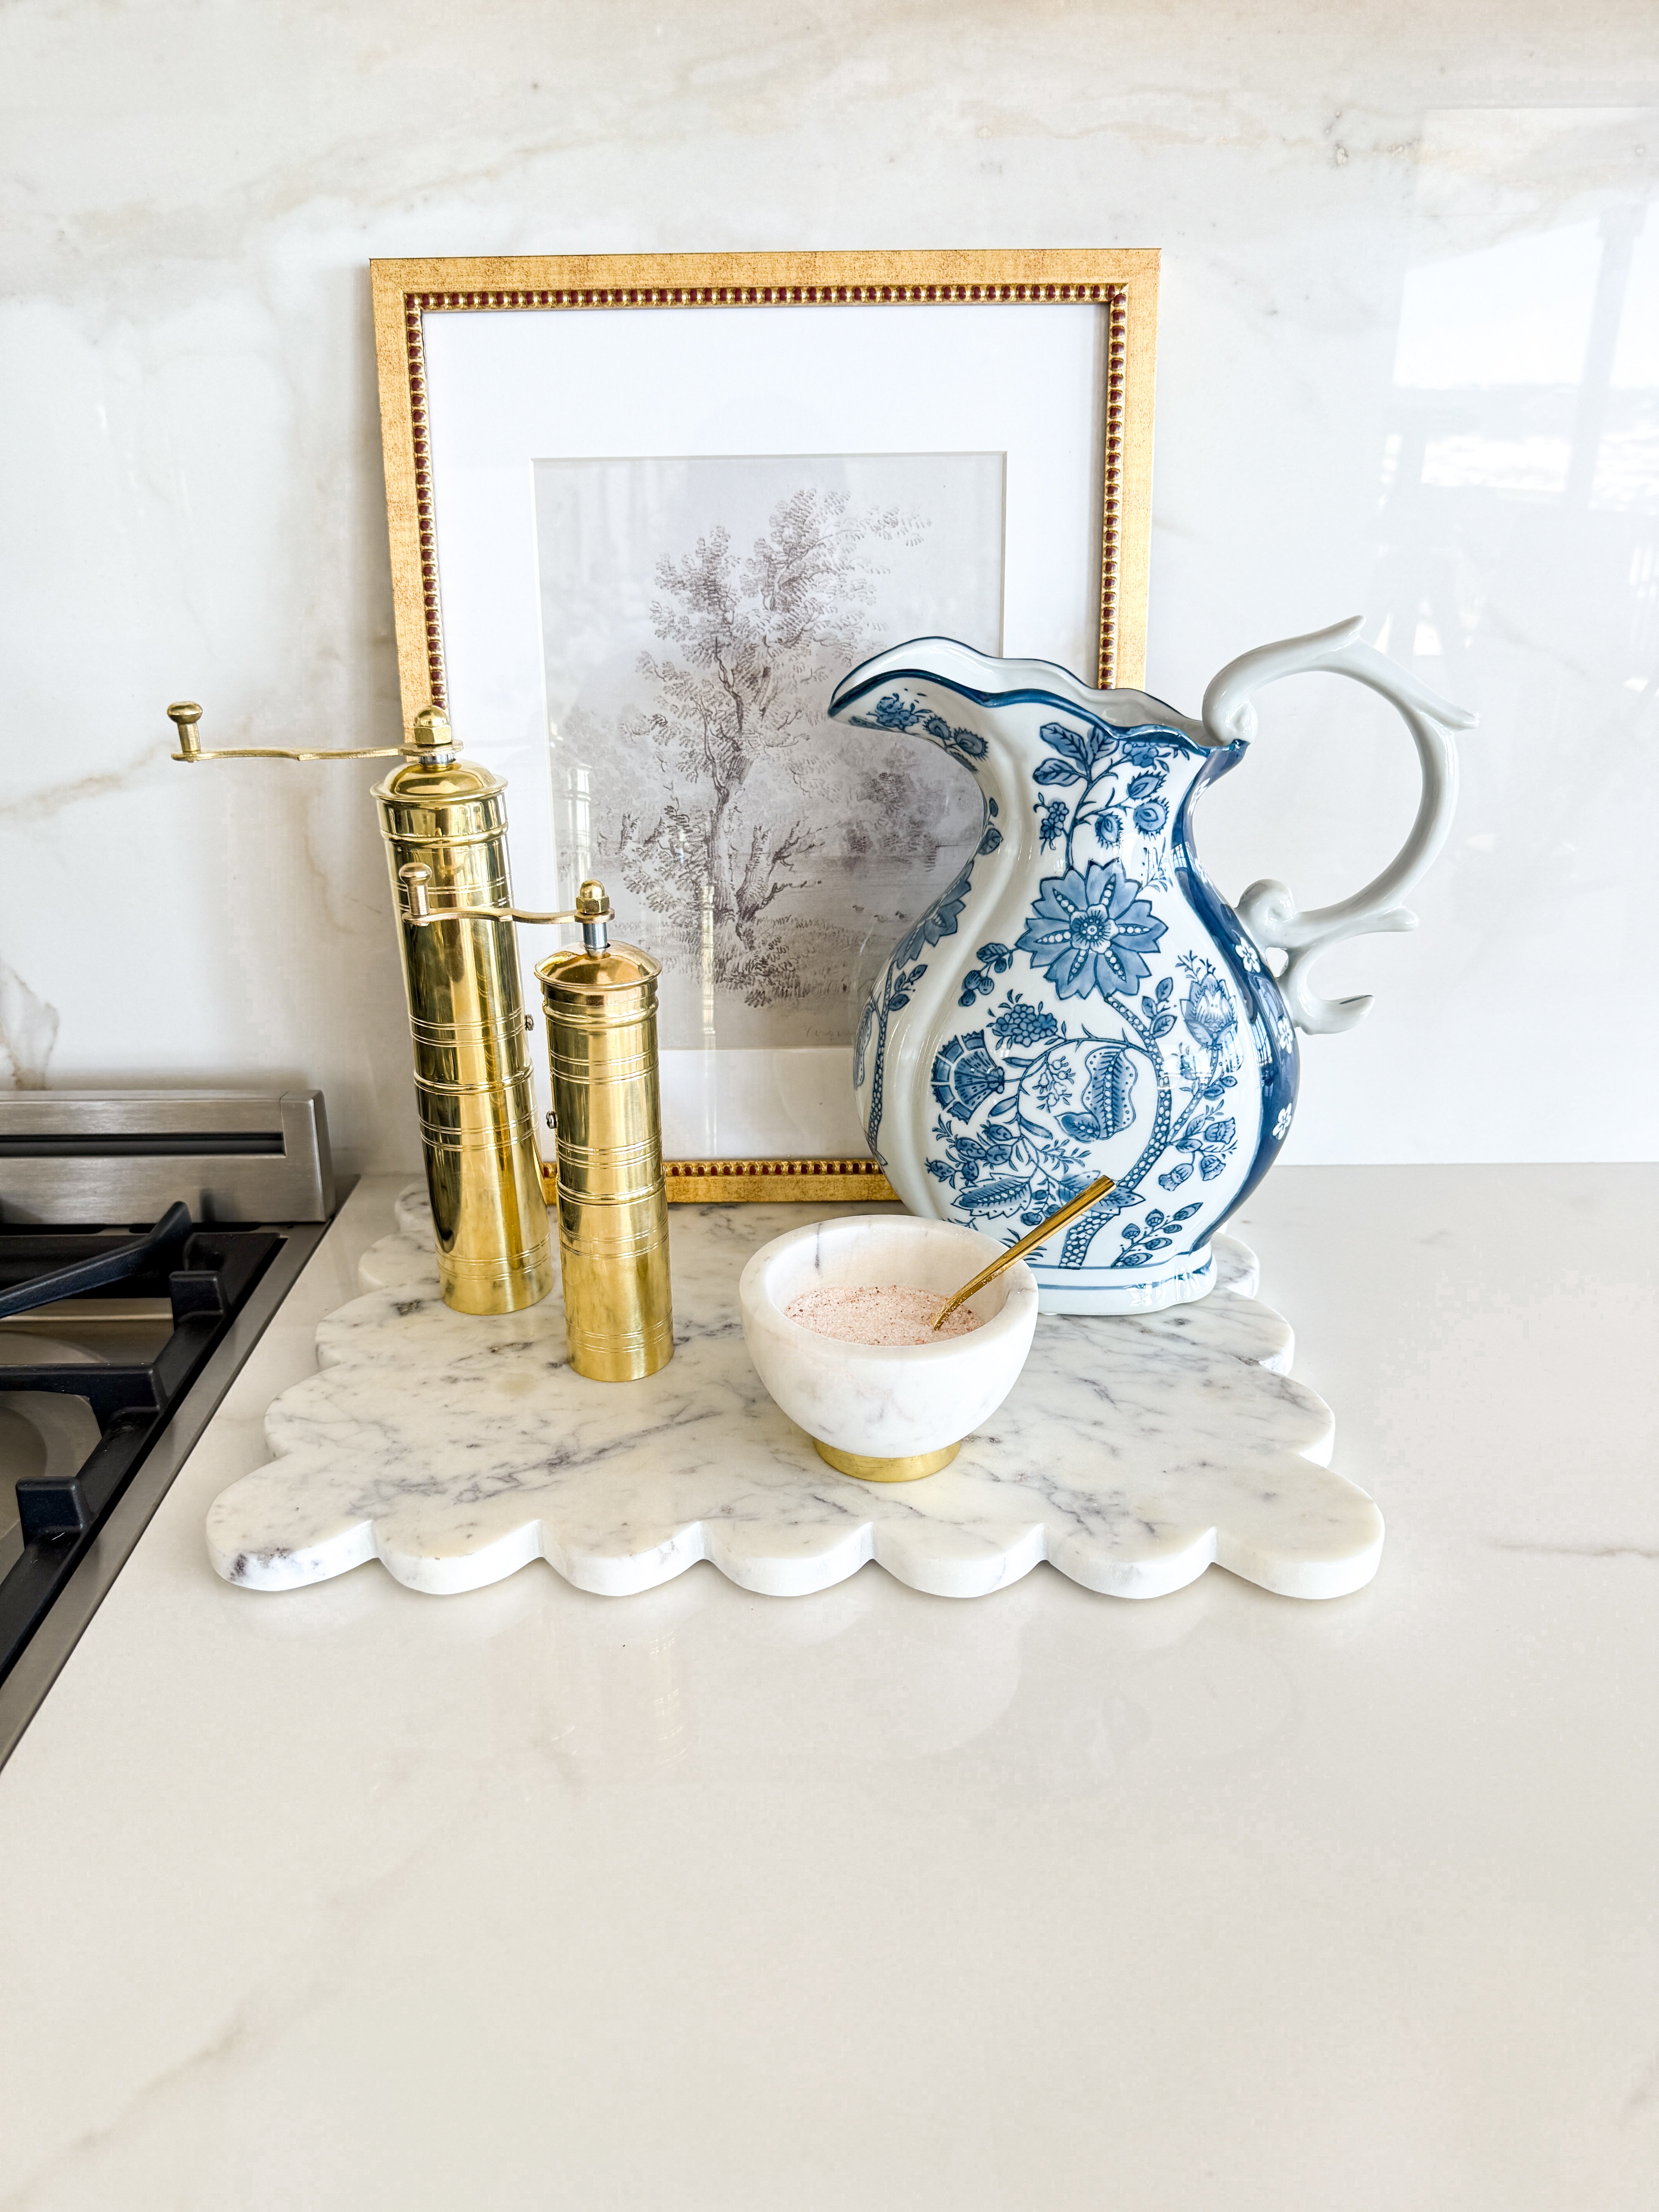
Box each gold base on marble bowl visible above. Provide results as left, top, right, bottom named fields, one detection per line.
left=812, top=1437, right=962, bottom=1484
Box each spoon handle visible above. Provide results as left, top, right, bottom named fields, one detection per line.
left=930, top=1172, right=1116, bottom=1331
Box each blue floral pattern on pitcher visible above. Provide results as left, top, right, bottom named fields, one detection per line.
left=831, top=629, right=1469, bottom=1312
left=835, top=666, right=1292, bottom=1302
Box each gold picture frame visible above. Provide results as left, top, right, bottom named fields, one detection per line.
left=370, top=248, right=1160, bottom=1203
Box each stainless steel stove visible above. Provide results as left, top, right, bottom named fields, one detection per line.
left=0, top=1092, right=339, bottom=1766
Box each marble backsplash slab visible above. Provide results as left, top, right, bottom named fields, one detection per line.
left=1, top=2, right=1653, bottom=1170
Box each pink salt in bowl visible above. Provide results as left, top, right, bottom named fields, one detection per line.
left=738, top=1213, right=1039, bottom=1482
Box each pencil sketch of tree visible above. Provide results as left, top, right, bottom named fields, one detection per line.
left=607, top=487, right=957, bottom=1009
left=536, top=453, right=1003, bottom=1049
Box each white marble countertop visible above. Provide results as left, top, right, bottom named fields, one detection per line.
left=1, top=1166, right=1654, bottom=2210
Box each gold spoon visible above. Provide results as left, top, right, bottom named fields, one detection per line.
left=929, top=1172, right=1117, bottom=1333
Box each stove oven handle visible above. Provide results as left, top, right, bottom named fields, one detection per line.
left=0, top=1200, right=194, bottom=1321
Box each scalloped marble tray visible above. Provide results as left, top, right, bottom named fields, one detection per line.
left=206, top=1188, right=1382, bottom=1603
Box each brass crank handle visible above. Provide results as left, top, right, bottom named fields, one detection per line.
left=166, top=701, right=440, bottom=764
left=397, top=864, right=612, bottom=934
left=167, top=701, right=403, bottom=763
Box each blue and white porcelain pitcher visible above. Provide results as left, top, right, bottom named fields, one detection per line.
left=829, top=619, right=1474, bottom=1314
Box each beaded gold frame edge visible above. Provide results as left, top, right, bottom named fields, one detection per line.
left=371, top=249, right=1159, bottom=1200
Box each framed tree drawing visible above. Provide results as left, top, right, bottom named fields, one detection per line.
left=371, top=249, right=1159, bottom=1200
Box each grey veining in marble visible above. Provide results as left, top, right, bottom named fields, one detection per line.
left=206, top=1188, right=1382, bottom=1601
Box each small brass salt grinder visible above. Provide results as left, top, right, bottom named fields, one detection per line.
left=163, top=701, right=673, bottom=1379
left=536, top=900, right=674, bottom=1383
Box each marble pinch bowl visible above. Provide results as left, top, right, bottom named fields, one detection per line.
left=738, top=1213, right=1040, bottom=1482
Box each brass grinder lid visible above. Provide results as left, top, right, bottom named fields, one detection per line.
left=535, top=880, right=659, bottom=1004
left=537, top=943, right=660, bottom=999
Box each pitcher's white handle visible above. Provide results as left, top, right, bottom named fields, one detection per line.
left=1201, top=615, right=1477, bottom=1036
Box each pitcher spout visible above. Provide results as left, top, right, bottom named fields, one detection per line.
left=829, top=635, right=1211, bottom=758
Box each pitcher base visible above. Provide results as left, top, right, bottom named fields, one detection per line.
left=1032, top=1245, right=1215, bottom=1316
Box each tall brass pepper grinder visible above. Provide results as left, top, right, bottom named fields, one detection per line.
left=163, top=701, right=673, bottom=1377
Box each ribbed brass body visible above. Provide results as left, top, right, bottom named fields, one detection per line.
left=536, top=940, right=673, bottom=1381
left=374, top=755, right=554, bottom=1315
